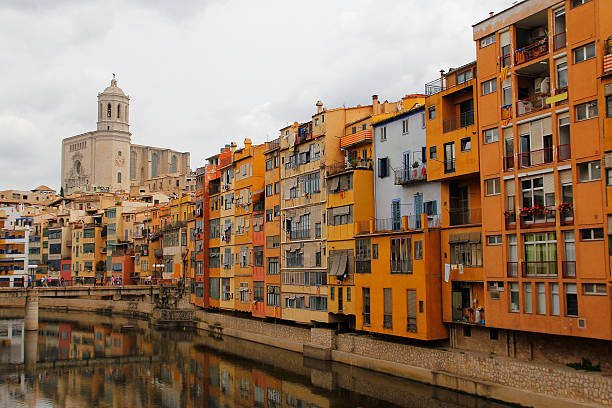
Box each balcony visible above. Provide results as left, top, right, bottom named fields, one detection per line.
left=519, top=206, right=555, bottom=228
left=503, top=155, right=515, bottom=171
left=424, top=77, right=445, bottom=96
left=559, top=205, right=573, bottom=226
left=356, top=260, right=371, bottom=274
left=265, top=138, right=280, bottom=153
left=558, top=144, right=571, bottom=162
left=390, top=259, right=412, bottom=274
left=517, top=147, right=553, bottom=168
left=507, top=262, right=519, bottom=278
left=516, top=94, right=550, bottom=117
left=442, top=110, right=474, bottom=133
left=326, top=159, right=372, bottom=177
left=394, top=164, right=427, bottom=185
left=504, top=211, right=517, bottom=229
left=553, top=31, right=566, bottom=51
left=289, top=227, right=310, bottom=240
left=340, top=130, right=372, bottom=149
left=522, top=261, right=557, bottom=277
left=449, top=208, right=482, bottom=226
left=515, top=38, right=548, bottom=66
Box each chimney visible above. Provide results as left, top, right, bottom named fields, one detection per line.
left=316, top=100, right=323, bottom=114
left=244, top=138, right=252, bottom=149
left=372, top=95, right=380, bottom=115
left=489, top=11, right=494, bottom=17
left=230, top=142, right=237, bottom=153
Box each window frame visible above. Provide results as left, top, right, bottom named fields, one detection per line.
left=485, top=178, right=501, bottom=196
left=460, top=137, right=471, bottom=152
left=577, top=160, right=601, bottom=182
left=579, top=228, right=604, bottom=241
left=573, top=42, right=596, bottom=63
left=575, top=100, right=598, bottom=121
left=482, top=78, right=497, bottom=95
left=483, top=127, right=499, bottom=144
left=480, top=34, right=496, bottom=48
left=486, top=235, right=502, bottom=245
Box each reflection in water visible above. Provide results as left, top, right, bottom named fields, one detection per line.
left=0, top=313, right=514, bottom=408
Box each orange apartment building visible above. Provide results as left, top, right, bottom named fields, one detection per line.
left=425, top=62, right=486, bottom=343
left=469, top=0, right=612, bottom=358
left=263, top=138, right=282, bottom=319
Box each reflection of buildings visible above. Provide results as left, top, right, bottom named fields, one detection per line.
left=0, top=320, right=23, bottom=364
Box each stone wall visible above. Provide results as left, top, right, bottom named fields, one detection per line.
left=336, top=332, right=612, bottom=406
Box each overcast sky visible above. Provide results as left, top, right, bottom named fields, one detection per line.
left=0, top=0, right=513, bottom=191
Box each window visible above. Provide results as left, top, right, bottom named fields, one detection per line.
left=253, top=282, right=264, bottom=303
left=265, top=184, right=273, bottom=197
left=383, top=288, right=392, bottom=329
left=274, top=205, right=280, bottom=217
left=523, top=232, right=557, bottom=276
left=267, top=257, right=279, bottom=275
left=267, top=286, right=280, bottom=306
left=483, top=128, right=499, bottom=144
left=524, top=283, right=533, bottom=313
left=509, top=282, right=520, bottom=312
left=457, top=70, right=473, bottom=84
left=253, top=246, right=264, bottom=267
left=414, top=240, right=423, bottom=260
left=460, top=137, right=471, bottom=152
left=274, top=182, right=280, bottom=194
left=117, top=172, right=122, bottom=183
left=580, top=228, right=604, bottom=241
left=480, top=34, right=495, bottom=48
left=565, top=283, right=578, bottom=316
left=107, top=103, right=112, bottom=118
left=487, top=235, right=502, bottom=245
left=575, top=101, right=598, bottom=121
left=352, top=126, right=356, bottom=134
left=380, top=126, right=387, bottom=141
left=451, top=239, right=482, bottom=267
left=578, top=161, right=601, bottom=182
left=285, top=250, right=303, bottom=267
left=571, top=0, right=591, bottom=6
left=421, top=112, right=426, bottom=128
left=583, top=283, right=606, bottom=295
left=485, top=178, right=501, bottom=196
left=362, top=287, right=370, bottom=326
left=536, top=283, right=546, bottom=314
left=551, top=283, right=560, bottom=315
left=573, top=42, right=595, bottom=63
left=356, top=239, right=371, bottom=274
left=444, top=142, right=455, bottom=173
left=347, top=287, right=351, bottom=301
left=428, top=106, right=435, bottom=120
left=406, top=289, right=417, bottom=332
left=482, top=79, right=497, bottom=95
left=377, top=157, right=389, bottom=178
left=265, top=159, right=273, bottom=171
left=429, top=146, right=437, bottom=159
left=556, top=61, right=568, bottom=88
left=390, top=237, right=412, bottom=273
left=372, top=244, right=378, bottom=260
left=265, top=209, right=273, bottom=222
left=330, top=286, right=335, bottom=300
left=315, top=222, right=321, bottom=238
left=423, top=200, right=437, bottom=216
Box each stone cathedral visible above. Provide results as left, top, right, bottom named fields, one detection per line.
left=61, top=77, right=190, bottom=195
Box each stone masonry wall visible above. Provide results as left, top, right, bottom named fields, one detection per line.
left=336, top=333, right=612, bottom=406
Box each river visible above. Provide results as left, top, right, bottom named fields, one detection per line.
left=0, top=311, right=516, bottom=407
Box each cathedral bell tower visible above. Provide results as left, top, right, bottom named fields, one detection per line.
left=97, top=74, right=130, bottom=133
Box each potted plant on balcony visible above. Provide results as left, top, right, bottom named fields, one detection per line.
left=504, top=209, right=516, bottom=219
left=412, top=161, right=420, bottom=169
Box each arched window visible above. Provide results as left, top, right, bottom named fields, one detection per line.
left=117, top=104, right=121, bottom=119
left=107, top=103, right=112, bottom=118
left=117, top=172, right=122, bottom=183
left=170, top=155, right=177, bottom=173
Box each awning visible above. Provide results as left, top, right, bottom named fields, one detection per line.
left=468, top=232, right=481, bottom=243
left=337, top=254, right=348, bottom=276
left=449, top=233, right=469, bottom=244
left=329, top=255, right=340, bottom=275
left=329, top=254, right=348, bottom=276
left=334, top=206, right=350, bottom=216
left=329, top=177, right=340, bottom=191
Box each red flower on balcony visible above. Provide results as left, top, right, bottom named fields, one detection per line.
left=558, top=202, right=573, bottom=214
left=521, top=205, right=545, bottom=216
left=504, top=209, right=516, bottom=218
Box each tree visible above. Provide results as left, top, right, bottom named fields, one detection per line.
left=59, top=186, right=64, bottom=197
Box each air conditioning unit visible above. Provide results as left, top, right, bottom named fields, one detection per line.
left=577, top=318, right=586, bottom=329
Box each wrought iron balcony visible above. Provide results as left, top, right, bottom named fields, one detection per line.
left=394, top=164, right=427, bottom=185
left=442, top=110, right=474, bottom=133
left=515, top=38, right=548, bottom=65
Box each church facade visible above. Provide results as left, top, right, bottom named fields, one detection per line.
left=61, top=78, right=190, bottom=195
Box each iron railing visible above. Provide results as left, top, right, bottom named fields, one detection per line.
left=515, top=38, right=548, bottom=65
left=444, top=158, right=456, bottom=174
left=289, top=227, right=310, bottom=240
left=390, top=259, right=413, bottom=274
left=503, top=155, right=515, bottom=171
left=394, top=165, right=427, bottom=185
left=443, top=110, right=474, bottom=133
left=424, top=77, right=445, bottom=96
left=516, top=94, right=550, bottom=117
left=356, top=260, right=371, bottom=274
left=553, top=31, right=566, bottom=51
left=517, top=147, right=554, bottom=168
left=522, top=261, right=558, bottom=277
left=558, top=144, right=571, bottom=161
left=520, top=206, right=556, bottom=227
left=449, top=208, right=482, bottom=226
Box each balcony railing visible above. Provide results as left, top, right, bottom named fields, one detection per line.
left=390, top=259, right=412, bottom=274
left=340, top=130, right=372, bottom=148
left=522, top=261, right=557, bottom=277
left=289, top=228, right=310, bottom=240
left=553, top=31, right=566, bottom=51
left=516, top=94, right=550, bottom=117
left=515, top=38, right=548, bottom=65
left=558, top=144, right=571, bottom=161
left=356, top=260, right=371, bottom=274
left=517, top=147, right=554, bottom=168
left=326, top=159, right=372, bottom=177
left=265, top=138, right=280, bottom=152
left=520, top=206, right=555, bottom=227
left=449, top=208, right=482, bottom=226
left=394, top=164, right=427, bottom=185
left=443, top=110, right=474, bottom=133
left=562, top=261, right=576, bottom=278
left=507, top=262, right=519, bottom=278
left=376, top=218, right=401, bottom=232
left=424, top=77, right=445, bottom=96
left=560, top=208, right=574, bottom=226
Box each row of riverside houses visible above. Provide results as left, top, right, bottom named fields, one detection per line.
left=192, top=0, right=612, bottom=368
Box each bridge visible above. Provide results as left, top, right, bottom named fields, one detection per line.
left=0, top=286, right=164, bottom=332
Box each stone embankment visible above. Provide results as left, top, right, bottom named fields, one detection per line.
left=2, top=296, right=610, bottom=407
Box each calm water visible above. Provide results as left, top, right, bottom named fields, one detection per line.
left=0, top=311, right=515, bottom=408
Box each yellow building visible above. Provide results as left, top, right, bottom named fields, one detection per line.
left=71, top=214, right=106, bottom=284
